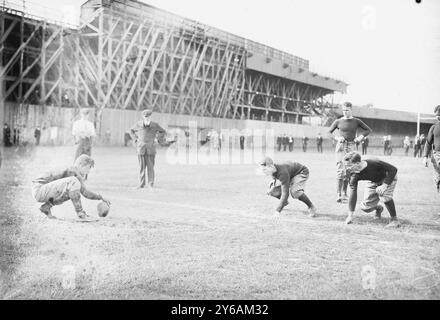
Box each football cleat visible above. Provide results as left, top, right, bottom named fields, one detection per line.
left=77, top=210, right=90, bottom=220
left=308, top=207, right=317, bottom=218
left=385, top=218, right=401, bottom=228
left=375, top=205, right=384, bottom=219
left=39, top=203, right=56, bottom=219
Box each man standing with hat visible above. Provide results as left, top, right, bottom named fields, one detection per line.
left=130, top=109, right=166, bottom=189
left=72, top=108, right=96, bottom=160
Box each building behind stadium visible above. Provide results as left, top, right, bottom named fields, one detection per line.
left=0, top=0, right=435, bottom=147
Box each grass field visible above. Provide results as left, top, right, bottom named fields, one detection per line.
left=1, top=145, right=439, bottom=299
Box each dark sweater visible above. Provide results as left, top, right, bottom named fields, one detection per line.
left=272, top=162, right=308, bottom=212
left=328, top=117, right=372, bottom=141
left=423, top=122, right=440, bottom=157
left=348, top=159, right=397, bottom=211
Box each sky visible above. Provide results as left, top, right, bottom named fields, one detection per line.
left=13, top=0, right=440, bottom=114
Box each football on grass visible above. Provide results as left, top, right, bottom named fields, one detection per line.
left=267, top=181, right=282, bottom=199
left=97, top=201, right=110, bottom=217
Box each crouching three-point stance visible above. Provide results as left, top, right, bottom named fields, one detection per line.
left=343, top=151, right=400, bottom=228
left=31, top=154, right=110, bottom=219
left=260, top=156, right=317, bottom=218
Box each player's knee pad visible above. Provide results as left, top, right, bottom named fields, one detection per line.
left=290, top=190, right=304, bottom=199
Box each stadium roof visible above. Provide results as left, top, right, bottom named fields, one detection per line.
left=334, top=106, right=436, bottom=124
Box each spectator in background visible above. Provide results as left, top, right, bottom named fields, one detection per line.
left=403, top=136, right=411, bottom=156
left=276, top=135, right=282, bottom=151
left=419, top=134, right=426, bottom=158
left=387, top=135, right=393, bottom=155
left=288, top=136, right=294, bottom=152
left=124, top=130, right=132, bottom=146
left=34, top=127, right=41, bottom=146
left=383, top=135, right=389, bottom=155
left=302, top=135, right=309, bottom=152
left=105, top=129, right=111, bottom=145
left=282, top=134, right=289, bottom=151
left=414, top=135, right=421, bottom=158
left=361, top=136, right=369, bottom=155
left=316, top=133, right=323, bottom=153
left=239, top=135, right=245, bottom=150
left=355, top=136, right=360, bottom=151
left=13, top=127, right=20, bottom=146
left=3, top=123, right=12, bottom=147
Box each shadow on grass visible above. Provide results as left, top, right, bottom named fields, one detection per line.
left=282, top=208, right=440, bottom=232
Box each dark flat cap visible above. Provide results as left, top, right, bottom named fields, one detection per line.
left=142, top=109, right=153, bottom=117
left=260, top=156, right=274, bottom=166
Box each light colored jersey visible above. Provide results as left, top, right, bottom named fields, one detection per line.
left=72, top=119, right=96, bottom=139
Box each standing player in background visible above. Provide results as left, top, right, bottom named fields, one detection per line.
left=422, top=105, right=440, bottom=198
left=343, top=151, right=400, bottom=227
left=130, top=109, right=167, bottom=189
left=328, top=102, right=372, bottom=203
left=72, top=108, right=96, bottom=160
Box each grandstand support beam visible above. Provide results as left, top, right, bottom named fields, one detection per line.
left=0, top=2, right=340, bottom=123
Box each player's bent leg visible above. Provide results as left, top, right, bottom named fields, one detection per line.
left=138, top=154, right=146, bottom=188
left=336, top=161, right=345, bottom=203
left=69, top=189, right=89, bottom=219
left=431, top=153, right=440, bottom=193
left=378, top=179, right=400, bottom=227
left=146, top=154, right=155, bottom=188
left=384, top=200, right=400, bottom=228
left=62, top=177, right=89, bottom=219
left=342, top=179, right=349, bottom=201
left=360, top=182, right=380, bottom=214
left=33, top=177, right=80, bottom=218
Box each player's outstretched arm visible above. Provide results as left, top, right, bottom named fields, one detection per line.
left=328, top=119, right=338, bottom=135
left=80, top=184, right=105, bottom=201
left=345, top=175, right=359, bottom=224
left=348, top=175, right=358, bottom=213
left=422, top=125, right=435, bottom=161
left=275, top=172, right=290, bottom=212
left=129, top=123, right=139, bottom=143
left=155, top=123, right=167, bottom=145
